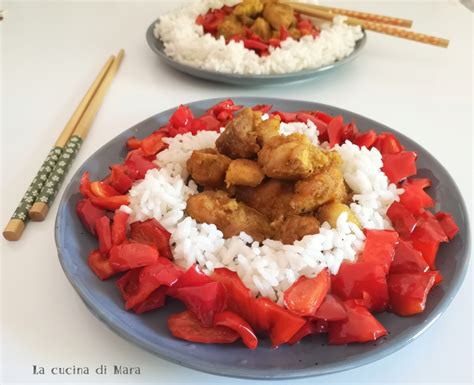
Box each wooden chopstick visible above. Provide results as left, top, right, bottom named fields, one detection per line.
left=288, top=2, right=449, bottom=48
left=28, top=49, right=125, bottom=222
left=283, top=2, right=412, bottom=28
left=2, top=55, right=115, bottom=241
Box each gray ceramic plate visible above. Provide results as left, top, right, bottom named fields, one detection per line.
left=55, top=97, right=470, bottom=379
left=146, top=20, right=367, bottom=86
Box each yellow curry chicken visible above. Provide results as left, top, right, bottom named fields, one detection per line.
left=186, top=108, right=359, bottom=244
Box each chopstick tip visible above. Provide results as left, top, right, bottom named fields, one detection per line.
left=29, top=202, right=49, bottom=222
left=3, top=219, right=26, bottom=241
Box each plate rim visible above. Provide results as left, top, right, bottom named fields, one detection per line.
left=55, top=96, right=471, bottom=380
left=145, top=19, right=367, bottom=84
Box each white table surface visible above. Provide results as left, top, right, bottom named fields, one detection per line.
left=1, top=1, right=473, bottom=384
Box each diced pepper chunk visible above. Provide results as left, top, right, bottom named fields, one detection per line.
left=389, top=240, right=429, bottom=274
left=111, top=210, right=129, bottom=245
left=130, top=219, right=173, bottom=259
left=95, top=216, right=112, bottom=254
left=88, top=248, right=116, bottom=280
left=382, top=151, right=417, bottom=183
left=435, top=212, right=459, bottom=240
left=359, top=229, right=399, bottom=274
left=214, top=311, right=258, bottom=349
left=76, top=198, right=106, bottom=235
left=109, top=243, right=159, bottom=272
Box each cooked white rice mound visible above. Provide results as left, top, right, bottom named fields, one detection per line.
left=127, top=121, right=401, bottom=304
left=154, top=0, right=364, bottom=75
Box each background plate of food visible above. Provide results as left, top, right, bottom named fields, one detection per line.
left=56, top=97, right=469, bottom=379
left=147, top=0, right=366, bottom=86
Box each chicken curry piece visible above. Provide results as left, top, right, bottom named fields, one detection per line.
left=216, top=0, right=298, bottom=41
left=186, top=190, right=273, bottom=242
left=186, top=108, right=352, bottom=244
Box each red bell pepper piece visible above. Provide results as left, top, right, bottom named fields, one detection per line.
left=90, top=181, right=120, bottom=198
left=125, top=150, right=158, bottom=180
left=353, top=129, right=377, bottom=149
left=109, top=164, right=134, bottom=193
left=141, top=131, right=167, bottom=156
left=341, top=122, right=359, bottom=142
left=268, top=38, right=281, bottom=48
left=76, top=198, right=106, bottom=235
left=314, top=111, right=333, bottom=124
left=386, top=201, right=417, bottom=239
left=117, top=257, right=182, bottom=310
left=253, top=297, right=306, bottom=347
left=287, top=319, right=328, bottom=345
left=430, top=270, right=443, bottom=286
left=252, top=104, right=273, bottom=114
left=126, top=136, right=142, bottom=150
left=169, top=281, right=226, bottom=326
left=435, top=212, right=459, bottom=240
left=331, top=262, right=389, bottom=312
left=279, top=26, right=290, bottom=40
left=132, top=286, right=167, bottom=314
left=373, top=132, right=404, bottom=155
left=129, top=219, right=173, bottom=260
left=382, top=151, right=417, bottom=183
left=89, top=194, right=129, bottom=211
left=191, top=114, right=222, bottom=133
left=79, top=172, right=93, bottom=198
left=212, top=268, right=256, bottom=327
left=327, top=115, right=344, bottom=147
left=243, top=39, right=269, bottom=51
left=387, top=272, right=436, bottom=316
left=111, top=210, right=128, bottom=245
left=411, top=211, right=448, bottom=269
left=214, top=311, right=258, bottom=349
left=168, top=311, right=239, bottom=344
left=109, top=243, right=159, bottom=272
left=95, top=216, right=112, bottom=254
left=389, top=240, right=429, bottom=274
left=207, top=99, right=242, bottom=119
left=88, top=248, right=116, bottom=280
left=283, top=269, right=330, bottom=316
left=313, top=294, right=347, bottom=321
left=399, top=178, right=435, bottom=214
left=328, top=300, right=387, bottom=344
left=175, top=264, right=213, bottom=288
left=359, top=229, right=399, bottom=274
left=273, top=111, right=297, bottom=123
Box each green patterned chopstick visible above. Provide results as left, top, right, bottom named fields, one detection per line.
left=2, top=55, right=115, bottom=241
left=28, top=49, right=125, bottom=222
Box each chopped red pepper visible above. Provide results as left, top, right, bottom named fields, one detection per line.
left=111, top=210, right=128, bottom=245
left=126, top=136, right=142, bottom=150
left=243, top=39, right=269, bottom=51
left=132, top=286, right=167, bottom=314
left=141, top=130, right=167, bottom=156
left=273, top=111, right=298, bottom=123
left=109, top=243, right=159, bottom=272
left=399, top=178, right=435, bottom=214
left=117, top=257, right=182, bottom=310
left=328, top=300, right=387, bottom=344
left=331, top=262, right=389, bottom=312
left=88, top=249, right=116, bottom=280
left=314, top=111, right=333, bottom=124
left=353, top=129, right=377, bottom=149
left=327, top=115, right=344, bottom=147
left=387, top=272, right=436, bottom=316
left=125, top=150, right=158, bottom=180
left=359, top=229, right=399, bottom=274
left=95, top=216, right=112, bottom=254
left=382, top=151, right=417, bottom=183
left=283, top=269, right=330, bottom=316
left=109, top=164, right=134, bottom=194
left=386, top=201, right=417, bottom=239
left=279, top=26, right=290, bottom=40
left=214, top=311, right=258, bottom=349
left=76, top=198, right=106, bottom=235
left=313, top=294, right=347, bottom=321
left=129, top=219, right=173, bottom=259
left=435, top=212, right=459, bottom=240
left=169, top=281, right=226, bottom=326
left=212, top=268, right=256, bottom=326
left=341, top=122, right=359, bottom=142
left=373, top=132, right=404, bottom=155
left=287, top=319, right=328, bottom=345
left=168, top=311, right=239, bottom=344
left=90, top=181, right=120, bottom=198
left=89, top=194, right=129, bottom=211
left=79, top=172, right=94, bottom=198
left=389, top=240, right=429, bottom=274
left=175, top=264, right=213, bottom=288
left=252, top=104, right=273, bottom=114
left=253, top=297, right=306, bottom=347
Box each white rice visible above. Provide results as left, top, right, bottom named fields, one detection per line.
left=127, top=120, right=401, bottom=304
left=154, top=0, right=364, bottom=75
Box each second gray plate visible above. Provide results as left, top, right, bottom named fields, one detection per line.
left=146, top=20, right=367, bottom=86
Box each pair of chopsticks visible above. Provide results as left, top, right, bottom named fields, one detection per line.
left=283, top=2, right=449, bottom=48
left=3, top=49, right=125, bottom=241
